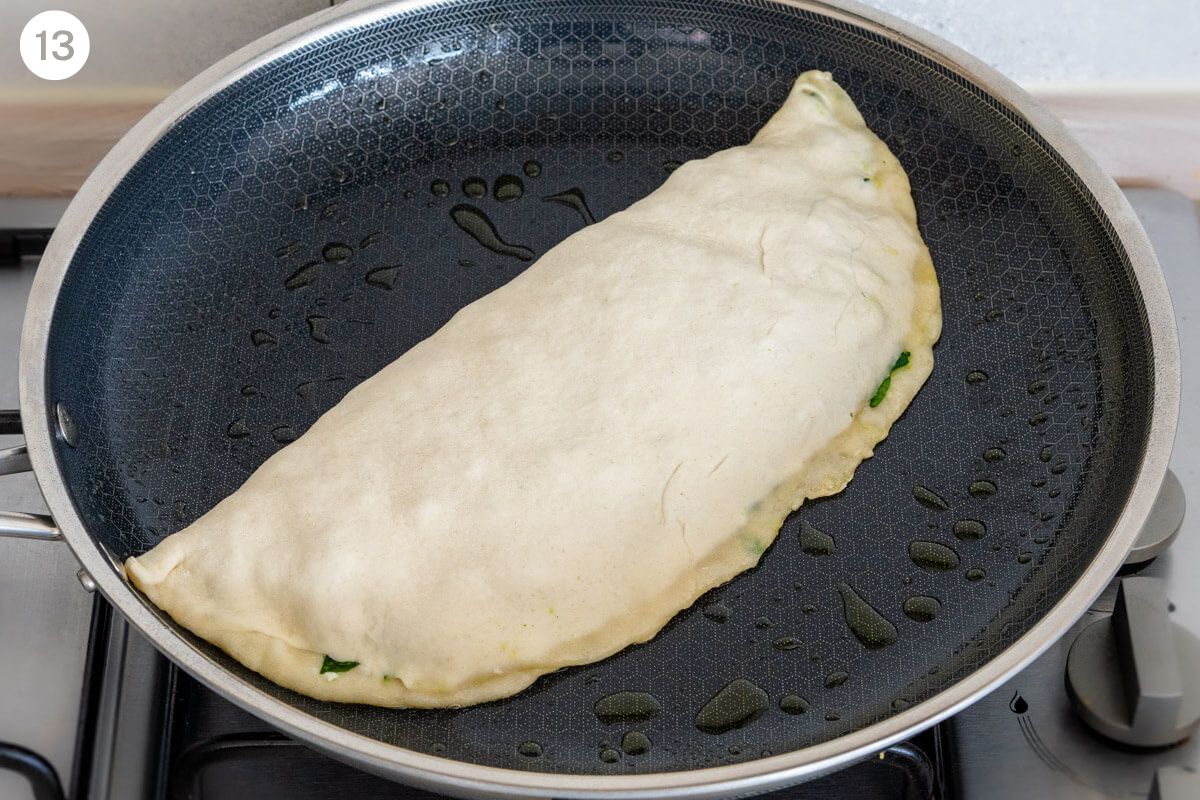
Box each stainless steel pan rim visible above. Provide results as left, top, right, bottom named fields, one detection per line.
left=15, top=0, right=1179, bottom=796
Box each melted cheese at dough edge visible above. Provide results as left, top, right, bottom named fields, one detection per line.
left=126, top=70, right=942, bottom=707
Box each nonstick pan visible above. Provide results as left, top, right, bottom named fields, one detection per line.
left=0, top=0, right=1178, bottom=797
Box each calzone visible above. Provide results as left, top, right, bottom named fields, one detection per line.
left=127, top=71, right=942, bottom=707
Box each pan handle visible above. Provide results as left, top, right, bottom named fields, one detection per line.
left=0, top=409, right=62, bottom=542
left=0, top=512, right=60, bottom=542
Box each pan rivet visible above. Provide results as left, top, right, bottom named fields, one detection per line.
left=55, top=402, right=78, bottom=447
left=76, top=567, right=96, bottom=593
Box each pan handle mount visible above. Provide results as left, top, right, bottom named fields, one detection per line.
left=0, top=411, right=63, bottom=542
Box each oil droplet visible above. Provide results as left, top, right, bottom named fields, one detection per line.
left=450, top=205, right=534, bottom=261
left=1009, top=691, right=1028, bottom=714
left=695, top=679, right=769, bottom=734
left=431, top=179, right=451, bottom=197
left=251, top=330, right=277, bottom=347
left=543, top=188, right=596, bottom=225
left=523, top=160, right=542, bottom=178
left=912, top=485, right=948, bottom=511
left=462, top=177, right=487, bottom=199
left=983, top=447, right=1006, bottom=462
left=772, top=636, right=801, bottom=651
left=267, top=308, right=282, bottom=319
left=779, top=694, right=809, bottom=714
left=271, top=425, right=298, bottom=444
left=366, top=266, right=400, bottom=290
left=493, top=174, right=524, bottom=202
left=518, top=740, right=542, bottom=757
left=1032, top=477, right=1047, bottom=488
left=902, top=596, right=941, bottom=622
left=1050, top=462, right=1067, bottom=475
left=824, top=671, right=849, bottom=688
left=606, top=150, right=624, bottom=163
left=240, top=385, right=258, bottom=397
left=494, top=97, right=507, bottom=111
left=802, top=604, right=817, bottom=615
left=664, top=160, right=683, bottom=173
left=966, top=567, right=986, bottom=582
left=969, top=479, right=997, bottom=497
left=891, top=698, right=911, bottom=711
left=825, top=713, right=840, bottom=722
left=322, top=242, right=353, bottom=263
left=1033, top=535, right=1048, bottom=545
left=799, top=521, right=835, bottom=556
left=837, top=583, right=898, bottom=650
left=754, top=616, right=772, bottom=629
left=1048, top=488, right=1061, bottom=498
left=226, top=419, right=250, bottom=439
left=359, top=231, right=383, bottom=249
left=594, top=691, right=660, bottom=724
left=1018, top=552, right=1033, bottom=564
left=306, top=316, right=332, bottom=344
left=621, top=731, right=651, bottom=756
left=275, top=241, right=301, bottom=258
left=984, top=309, right=1004, bottom=322
left=285, top=261, right=321, bottom=290
left=1029, top=412, right=1049, bottom=427
left=1039, top=447, right=1052, bottom=463
left=953, top=519, right=986, bottom=540
left=1028, top=380, right=1047, bottom=395
left=728, top=745, right=742, bottom=755
left=909, top=540, right=960, bottom=571
left=966, top=370, right=988, bottom=385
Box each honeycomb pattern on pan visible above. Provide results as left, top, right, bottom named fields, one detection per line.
left=45, top=0, right=1153, bottom=775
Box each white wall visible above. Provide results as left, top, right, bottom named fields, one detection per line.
left=872, top=0, right=1200, bottom=89
left=0, top=0, right=1197, bottom=94
left=0, top=0, right=328, bottom=97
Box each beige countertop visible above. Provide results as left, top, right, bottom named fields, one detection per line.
left=1, top=0, right=1198, bottom=199
left=4, top=88, right=1198, bottom=200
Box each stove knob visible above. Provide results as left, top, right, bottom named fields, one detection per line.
left=1128, top=469, right=1185, bottom=566
left=1066, top=577, right=1200, bottom=748
left=1150, top=766, right=1200, bottom=800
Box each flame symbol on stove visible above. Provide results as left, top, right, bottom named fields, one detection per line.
left=1009, top=690, right=1029, bottom=715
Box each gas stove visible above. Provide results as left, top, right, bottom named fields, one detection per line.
left=0, top=188, right=1197, bottom=800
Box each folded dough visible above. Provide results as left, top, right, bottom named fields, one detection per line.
left=126, top=71, right=941, bottom=707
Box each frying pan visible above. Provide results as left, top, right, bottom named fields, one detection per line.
left=0, top=0, right=1178, bottom=796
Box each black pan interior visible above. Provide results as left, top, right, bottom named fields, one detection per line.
left=45, top=0, right=1153, bottom=775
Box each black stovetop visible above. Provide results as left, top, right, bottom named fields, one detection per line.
left=59, top=600, right=944, bottom=800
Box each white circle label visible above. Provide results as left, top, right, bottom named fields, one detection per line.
left=20, top=10, right=90, bottom=81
